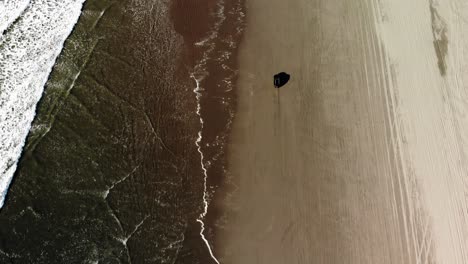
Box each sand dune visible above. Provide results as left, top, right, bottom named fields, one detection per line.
left=218, top=0, right=468, bottom=263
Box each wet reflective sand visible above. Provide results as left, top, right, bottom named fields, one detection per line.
left=218, top=0, right=468, bottom=263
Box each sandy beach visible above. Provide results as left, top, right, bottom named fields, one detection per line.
left=2, top=0, right=468, bottom=262
left=218, top=0, right=468, bottom=263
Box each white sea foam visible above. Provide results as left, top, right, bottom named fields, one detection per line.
left=0, top=0, right=86, bottom=208
left=0, top=0, right=30, bottom=35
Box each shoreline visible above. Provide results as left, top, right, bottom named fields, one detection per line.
left=1, top=0, right=468, bottom=262
left=170, top=0, right=246, bottom=262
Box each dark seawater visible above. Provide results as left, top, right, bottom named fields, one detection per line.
left=0, top=0, right=245, bottom=263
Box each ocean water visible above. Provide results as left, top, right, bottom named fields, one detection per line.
left=0, top=0, right=205, bottom=261
left=0, top=0, right=245, bottom=261
left=0, top=0, right=85, bottom=207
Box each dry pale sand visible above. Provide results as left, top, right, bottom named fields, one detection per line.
left=218, top=0, right=468, bottom=263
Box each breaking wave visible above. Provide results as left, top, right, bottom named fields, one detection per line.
left=0, top=0, right=86, bottom=208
